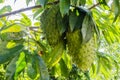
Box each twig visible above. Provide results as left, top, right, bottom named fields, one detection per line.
left=27, top=27, right=42, bottom=33
left=88, top=2, right=100, bottom=10
left=28, top=26, right=39, bottom=30
left=0, top=1, right=59, bottom=18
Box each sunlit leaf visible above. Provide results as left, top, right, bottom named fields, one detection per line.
left=14, top=52, right=26, bottom=80
left=34, top=22, right=40, bottom=26
left=20, top=13, right=32, bottom=26
left=0, top=0, right=4, bottom=3
left=48, top=42, right=64, bottom=67
left=98, top=0, right=107, bottom=5
left=6, top=41, right=16, bottom=49
left=52, top=63, right=61, bottom=78
left=33, top=8, right=43, bottom=19
left=1, top=24, right=22, bottom=33
left=0, top=21, right=3, bottom=27
left=62, top=53, right=72, bottom=70
left=91, top=63, right=96, bottom=74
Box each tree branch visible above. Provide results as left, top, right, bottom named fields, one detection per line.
left=88, top=2, right=100, bottom=10
left=0, top=1, right=59, bottom=18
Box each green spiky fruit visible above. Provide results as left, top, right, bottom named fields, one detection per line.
left=66, top=7, right=97, bottom=71
left=40, top=5, right=64, bottom=47
left=75, top=37, right=96, bottom=71
left=40, top=5, right=66, bottom=67
left=66, top=29, right=82, bottom=56
left=66, top=29, right=96, bottom=71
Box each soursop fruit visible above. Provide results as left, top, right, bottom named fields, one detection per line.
left=75, top=37, right=96, bottom=71
left=66, top=29, right=82, bottom=57
left=40, top=4, right=66, bottom=67
left=66, top=7, right=97, bottom=71
left=40, top=5, right=65, bottom=47
left=67, top=31, right=96, bottom=71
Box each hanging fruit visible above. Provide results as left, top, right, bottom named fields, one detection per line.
left=40, top=4, right=65, bottom=47
left=66, top=7, right=99, bottom=71
left=40, top=4, right=66, bottom=67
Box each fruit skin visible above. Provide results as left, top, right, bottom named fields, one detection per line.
left=40, top=5, right=66, bottom=67
left=67, top=30, right=96, bottom=71
left=66, top=29, right=82, bottom=57
left=66, top=7, right=97, bottom=71
left=66, top=27, right=96, bottom=71
left=40, top=5, right=64, bottom=47
left=76, top=37, right=96, bottom=71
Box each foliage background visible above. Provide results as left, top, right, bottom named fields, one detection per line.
left=0, top=0, right=120, bottom=80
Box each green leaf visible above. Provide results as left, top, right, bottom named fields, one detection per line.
left=0, top=6, right=12, bottom=14
left=69, top=9, right=78, bottom=32
left=6, top=41, right=16, bottom=49
left=6, top=56, right=18, bottom=80
left=20, top=13, right=32, bottom=26
left=70, top=0, right=77, bottom=6
left=71, top=0, right=86, bottom=6
left=0, top=0, right=4, bottom=3
left=98, top=0, right=107, bottom=5
left=60, top=0, right=70, bottom=16
left=0, top=32, right=24, bottom=41
left=0, top=23, right=25, bottom=33
left=96, top=57, right=101, bottom=74
left=80, top=0, right=86, bottom=5
left=27, top=54, right=37, bottom=79
left=26, top=0, right=32, bottom=6
left=0, top=44, right=24, bottom=64
left=69, top=7, right=87, bottom=31
left=48, top=42, right=64, bottom=67
left=52, top=63, right=61, bottom=78
left=62, top=53, right=72, bottom=70
left=0, top=33, right=8, bottom=41
left=33, top=8, right=43, bottom=19
left=91, top=63, right=96, bottom=74
left=81, top=13, right=94, bottom=43
left=36, top=55, right=49, bottom=80
left=34, top=22, right=40, bottom=26
left=39, top=0, right=48, bottom=7
left=14, top=52, right=26, bottom=80
left=94, top=24, right=100, bottom=40
left=113, top=0, right=120, bottom=22
left=27, top=63, right=37, bottom=79
left=56, top=10, right=67, bottom=35
left=59, top=59, right=69, bottom=77
left=75, top=7, right=87, bottom=29
left=1, top=24, right=23, bottom=33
